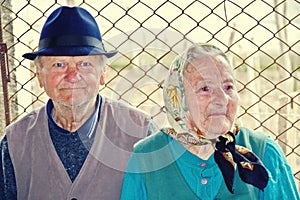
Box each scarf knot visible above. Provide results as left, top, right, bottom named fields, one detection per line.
left=215, top=131, right=269, bottom=193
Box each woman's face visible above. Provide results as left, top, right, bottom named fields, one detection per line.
left=183, top=55, right=239, bottom=139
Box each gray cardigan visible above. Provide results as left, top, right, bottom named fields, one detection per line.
left=5, top=96, right=152, bottom=200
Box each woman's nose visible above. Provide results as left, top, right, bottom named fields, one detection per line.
left=212, top=87, right=229, bottom=106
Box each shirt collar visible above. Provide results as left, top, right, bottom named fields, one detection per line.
left=46, top=94, right=101, bottom=138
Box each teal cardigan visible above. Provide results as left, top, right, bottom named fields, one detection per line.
left=121, top=127, right=300, bottom=200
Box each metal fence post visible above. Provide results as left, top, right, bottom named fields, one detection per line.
left=0, top=6, right=11, bottom=126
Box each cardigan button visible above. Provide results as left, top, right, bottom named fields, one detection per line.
left=71, top=198, right=77, bottom=200
left=201, top=178, right=208, bottom=185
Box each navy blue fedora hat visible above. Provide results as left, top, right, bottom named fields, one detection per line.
left=23, top=6, right=117, bottom=60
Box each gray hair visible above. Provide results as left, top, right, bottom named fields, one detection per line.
left=183, top=43, right=234, bottom=77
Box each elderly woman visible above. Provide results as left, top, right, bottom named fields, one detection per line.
left=120, top=44, right=299, bottom=200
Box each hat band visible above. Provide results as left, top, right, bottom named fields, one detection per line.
left=39, top=35, right=105, bottom=50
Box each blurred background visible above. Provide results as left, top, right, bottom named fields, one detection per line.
left=0, top=0, right=299, bottom=190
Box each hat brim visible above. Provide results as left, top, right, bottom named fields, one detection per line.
left=23, top=46, right=118, bottom=60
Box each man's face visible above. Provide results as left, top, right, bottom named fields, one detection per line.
left=36, top=55, right=105, bottom=107
left=183, top=56, right=239, bottom=139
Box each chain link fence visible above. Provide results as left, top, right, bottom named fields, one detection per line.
left=1, top=0, right=299, bottom=189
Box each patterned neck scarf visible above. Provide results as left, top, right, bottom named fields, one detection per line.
left=163, top=44, right=268, bottom=193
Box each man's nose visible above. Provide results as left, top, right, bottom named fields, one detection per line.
left=64, top=65, right=81, bottom=82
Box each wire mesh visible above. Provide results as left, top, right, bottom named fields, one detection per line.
left=1, top=0, right=299, bottom=188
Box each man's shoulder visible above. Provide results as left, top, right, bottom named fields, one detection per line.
left=102, top=96, right=150, bottom=117
left=6, top=106, right=46, bottom=133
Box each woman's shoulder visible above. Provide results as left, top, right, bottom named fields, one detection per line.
left=236, top=127, right=269, bottom=157
left=238, top=127, right=268, bottom=140
left=133, top=130, right=169, bottom=153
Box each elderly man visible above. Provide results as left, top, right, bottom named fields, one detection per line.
left=0, top=6, right=157, bottom=200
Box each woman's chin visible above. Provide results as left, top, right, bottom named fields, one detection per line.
left=203, top=132, right=223, bottom=140
left=204, top=126, right=231, bottom=139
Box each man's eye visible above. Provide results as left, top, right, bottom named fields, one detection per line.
left=53, top=63, right=65, bottom=67
left=80, top=62, right=91, bottom=67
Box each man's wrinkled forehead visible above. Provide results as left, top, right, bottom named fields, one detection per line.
left=38, top=55, right=103, bottom=61
left=36, top=54, right=106, bottom=68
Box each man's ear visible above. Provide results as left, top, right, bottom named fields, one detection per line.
left=100, top=74, right=105, bottom=85
left=35, top=60, right=44, bottom=88
left=99, top=65, right=108, bottom=85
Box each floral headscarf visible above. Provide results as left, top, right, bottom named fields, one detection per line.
left=163, top=43, right=229, bottom=145
left=162, top=43, right=268, bottom=193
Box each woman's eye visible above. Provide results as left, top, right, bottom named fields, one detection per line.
left=200, top=86, right=210, bottom=92
left=224, top=84, right=234, bottom=91
left=195, top=86, right=211, bottom=93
